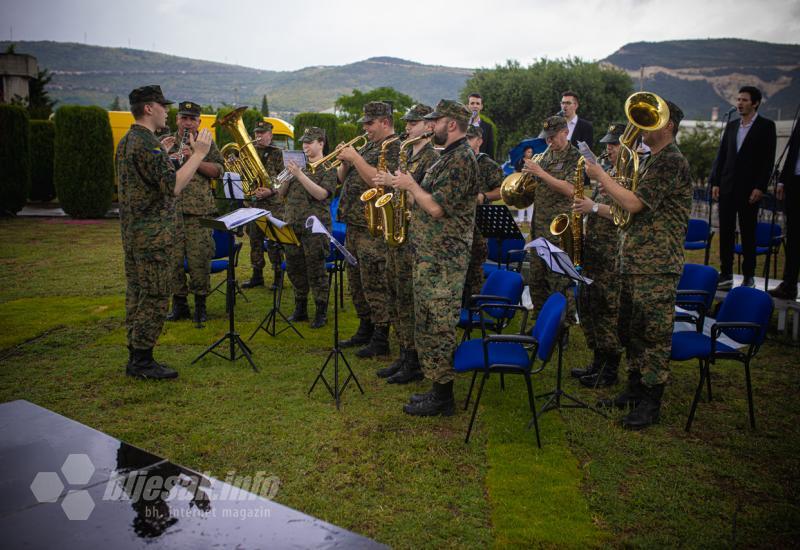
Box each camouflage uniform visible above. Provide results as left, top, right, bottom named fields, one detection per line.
left=117, top=123, right=177, bottom=350
left=168, top=131, right=224, bottom=297
left=617, top=141, right=692, bottom=387
left=247, top=141, right=286, bottom=273
left=412, top=136, right=479, bottom=383
left=464, top=151, right=504, bottom=302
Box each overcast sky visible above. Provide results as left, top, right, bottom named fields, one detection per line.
left=2, top=0, right=798, bottom=71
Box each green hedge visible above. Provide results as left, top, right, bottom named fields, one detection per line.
left=0, top=105, right=31, bottom=215
left=480, top=113, right=498, bottom=159
left=215, top=107, right=263, bottom=148
left=337, top=122, right=360, bottom=145
left=292, top=113, right=339, bottom=154
left=53, top=106, right=115, bottom=218
left=29, top=120, right=55, bottom=201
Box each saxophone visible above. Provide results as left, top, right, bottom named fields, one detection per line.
left=361, top=134, right=402, bottom=237
left=549, top=155, right=586, bottom=267
left=375, top=131, right=432, bottom=247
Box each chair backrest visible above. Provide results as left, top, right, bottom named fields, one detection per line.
left=487, top=238, right=527, bottom=265
left=716, top=287, right=774, bottom=345
left=531, top=292, right=567, bottom=362
left=754, top=222, right=781, bottom=247
left=212, top=229, right=232, bottom=259
left=678, top=263, right=719, bottom=310
left=685, top=218, right=710, bottom=243
left=480, top=270, right=524, bottom=319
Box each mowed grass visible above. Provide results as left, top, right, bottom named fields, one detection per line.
left=1, top=216, right=798, bottom=547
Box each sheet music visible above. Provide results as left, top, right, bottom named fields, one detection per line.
left=266, top=213, right=288, bottom=228
left=217, top=207, right=268, bottom=229
left=577, top=141, right=597, bottom=165
left=222, top=172, right=245, bottom=200
left=524, top=238, right=593, bottom=284
left=306, top=215, right=357, bottom=266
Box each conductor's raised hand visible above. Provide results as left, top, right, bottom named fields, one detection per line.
left=190, top=128, right=212, bottom=157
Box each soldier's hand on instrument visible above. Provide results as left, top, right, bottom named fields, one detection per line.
left=287, top=160, right=302, bottom=177
left=391, top=172, right=415, bottom=191
left=180, top=145, right=192, bottom=159
left=254, top=187, right=272, bottom=199
left=372, top=171, right=392, bottom=188
left=336, top=145, right=358, bottom=163
left=523, top=158, right=545, bottom=177
left=191, top=129, right=213, bottom=156
left=572, top=197, right=595, bottom=215
left=160, top=136, right=176, bottom=150
left=584, top=161, right=604, bottom=182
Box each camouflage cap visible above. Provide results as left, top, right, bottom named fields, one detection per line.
left=599, top=122, right=626, bottom=144
left=253, top=120, right=274, bottom=134
left=177, top=101, right=201, bottom=117
left=299, top=126, right=326, bottom=143
left=466, top=125, right=483, bottom=139
left=423, top=99, right=471, bottom=123
left=401, top=103, right=433, bottom=121
left=665, top=100, right=684, bottom=129
left=358, top=101, right=393, bottom=123
left=128, top=85, right=173, bottom=105
left=542, top=115, right=568, bottom=137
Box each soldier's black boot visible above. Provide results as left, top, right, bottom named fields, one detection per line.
left=409, top=387, right=436, bottom=403
left=309, top=301, right=328, bottom=329
left=126, top=348, right=178, bottom=380
left=580, top=352, right=620, bottom=388
left=166, top=295, right=191, bottom=321
left=622, top=384, right=664, bottom=430
left=355, top=324, right=390, bottom=358
left=571, top=350, right=602, bottom=378
left=598, top=371, right=643, bottom=409
left=377, top=348, right=406, bottom=378
left=387, top=349, right=424, bottom=384
left=340, top=317, right=374, bottom=348
left=270, top=268, right=282, bottom=291
left=242, top=268, right=264, bottom=289
left=288, top=296, right=309, bottom=322
left=193, top=294, right=207, bottom=324
left=126, top=346, right=133, bottom=369
left=403, top=381, right=455, bottom=416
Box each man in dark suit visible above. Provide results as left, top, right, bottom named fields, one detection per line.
left=711, top=86, right=777, bottom=288
left=467, top=93, right=496, bottom=160
left=768, top=121, right=800, bottom=299
left=561, top=90, right=594, bottom=150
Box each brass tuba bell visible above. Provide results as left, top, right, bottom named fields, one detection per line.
left=215, top=107, right=273, bottom=197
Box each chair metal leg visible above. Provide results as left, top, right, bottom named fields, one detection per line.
left=465, top=372, right=489, bottom=444
left=500, top=373, right=506, bottom=391
left=464, top=371, right=478, bottom=411
left=744, top=360, right=756, bottom=429
left=706, top=364, right=712, bottom=402
left=686, top=359, right=708, bottom=432
left=524, top=373, right=541, bottom=448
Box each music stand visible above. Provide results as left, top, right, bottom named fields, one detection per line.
left=305, top=216, right=364, bottom=409
left=193, top=210, right=265, bottom=372
left=249, top=215, right=304, bottom=340
left=476, top=204, right=525, bottom=270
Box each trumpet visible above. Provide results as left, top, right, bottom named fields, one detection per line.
left=308, top=133, right=368, bottom=174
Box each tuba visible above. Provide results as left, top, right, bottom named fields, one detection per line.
left=549, top=156, right=586, bottom=267
left=609, top=91, right=670, bottom=228
left=376, top=131, right=432, bottom=247
left=215, top=107, right=273, bottom=196
left=361, top=134, right=402, bottom=237
left=500, top=148, right=548, bottom=209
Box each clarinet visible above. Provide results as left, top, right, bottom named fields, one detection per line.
left=172, top=129, right=190, bottom=169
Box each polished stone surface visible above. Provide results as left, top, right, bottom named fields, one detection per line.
left=0, top=400, right=384, bottom=549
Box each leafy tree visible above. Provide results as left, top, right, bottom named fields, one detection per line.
left=27, top=69, right=57, bottom=120
left=678, top=123, right=723, bottom=184
left=0, top=105, right=31, bottom=215
left=334, top=87, right=415, bottom=124
left=109, top=96, right=122, bottom=111
left=260, top=94, right=270, bottom=117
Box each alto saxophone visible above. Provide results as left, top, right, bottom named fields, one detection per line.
left=375, top=131, right=432, bottom=247
left=549, top=155, right=586, bottom=267
left=361, top=134, right=402, bottom=237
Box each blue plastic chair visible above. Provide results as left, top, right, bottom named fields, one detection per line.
left=671, top=287, right=773, bottom=431
left=675, top=264, right=719, bottom=332
left=458, top=269, right=524, bottom=342
left=454, top=292, right=567, bottom=446
left=684, top=218, right=715, bottom=265
left=184, top=229, right=243, bottom=298
left=735, top=222, right=782, bottom=278
left=483, top=237, right=526, bottom=277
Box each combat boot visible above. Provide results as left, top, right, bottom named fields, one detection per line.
left=409, top=388, right=436, bottom=403
left=193, top=294, right=207, bottom=324
left=403, top=381, right=455, bottom=416
left=598, top=371, right=643, bottom=409
left=580, top=352, right=620, bottom=388
left=355, top=324, right=390, bottom=358
left=387, top=349, right=424, bottom=384
left=166, top=295, right=191, bottom=321
left=377, top=348, right=406, bottom=378
left=622, top=384, right=664, bottom=430
left=571, top=350, right=603, bottom=378
left=340, top=317, right=374, bottom=348
left=309, top=301, right=328, bottom=329
left=126, top=348, right=178, bottom=380
left=242, top=268, right=264, bottom=289
left=270, top=267, right=282, bottom=291
left=288, top=296, right=309, bottom=322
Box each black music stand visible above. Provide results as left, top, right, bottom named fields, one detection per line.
left=308, top=222, right=363, bottom=409
left=193, top=214, right=259, bottom=372
left=476, top=204, right=525, bottom=270
left=249, top=216, right=304, bottom=340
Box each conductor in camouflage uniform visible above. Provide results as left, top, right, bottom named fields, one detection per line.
left=336, top=101, right=401, bottom=358
left=391, top=99, right=479, bottom=416
left=570, top=123, right=626, bottom=387
left=164, top=101, right=224, bottom=325
left=464, top=125, right=504, bottom=302
left=520, top=116, right=582, bottom=321
left=280, top=127, right=337, bottom=328
left=586, top=100, right=692, bottom=429
left=242, top=120, right=286, bottom=290
left=116, top=85, right=213, bottom=380
left=374, top=104, right=439, bottom=384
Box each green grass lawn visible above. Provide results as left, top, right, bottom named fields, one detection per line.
left=0, top=217, right=798, bottom=548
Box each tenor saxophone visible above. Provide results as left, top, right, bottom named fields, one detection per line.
left=361, top=134, right=402, bottom=237
left=549, top=156, right=586, bottom=267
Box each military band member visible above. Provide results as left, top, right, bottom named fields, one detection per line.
left=373, top=104, right=439, bottom=384
left=391, top=99, right=479, bottom=416
left=570, top=123, right=626, bottom=387
left=463, top=125, right=504, bottom=303
left=336, top=101, right=401, bottom=358
left=117, top=85, right=212, bottom=380
left=279, top=127, right=336, bottom=328
left=242, top=120, right=285, bottom=290
left=586, top=101, right=691, bottom=430
left=163, top=101, right=224, bottom=325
